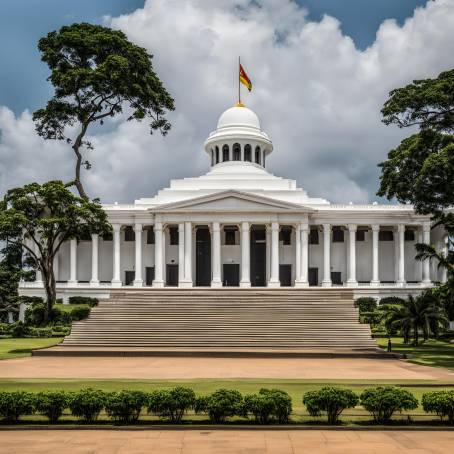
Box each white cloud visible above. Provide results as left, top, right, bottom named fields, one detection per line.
left=1, top=0, right=454, bottom=203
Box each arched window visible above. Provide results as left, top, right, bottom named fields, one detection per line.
left=215, top=146, right=219, bottom=164
left=211, top=149, right=214, bottom=166
left=233, top=143, right=241, bottom=161
left=222, top=144, right=229, bottom=162
left=244, top=144, right=252, bottom=162
left=255, top=146, right=261, bottom=164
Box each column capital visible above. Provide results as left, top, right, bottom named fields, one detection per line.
left=241, top=221, right=250, bottom=231
left=154, top=222, right=163, bottom=232
left=397, top=224, right=406, bottom=233
left=112, top=224, right=121, bottom=233
left=178, top=222, right=184, bottom=232
left=134, top=223, right=143, bottom=232
left=91, top=233, right=99, bottom=240
left=322, top=223, right=331, bottom=232
left=212, top=222, right=221, bottom=232
left=348, top=224, right=357, bottom=232
left=300, top=223, right=309, bottom=232
left=371, top=224, right=380, bottom=232
left=271, top=222, right=279, bottom=231
left=422, top=222, right=431, bottom=233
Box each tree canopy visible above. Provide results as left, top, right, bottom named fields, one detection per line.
left=0, top=181, right=110, bottom=321
left=33, top=23, right=175, bottom=200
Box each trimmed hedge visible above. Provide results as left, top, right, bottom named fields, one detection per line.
left=422, top=391, right=454, bottom=425
left=68, top=296, right=98, bottom=307
left=34, top=391, right=69, bottom=423
left=0, top=391, right=35, bottom=423
left=355, top=297, right=377, bottom=313
left=105, top=390, right=147, bottom=423
left=243, top=388, right=292, bottom=424
left=69, top=388, right=106, bottom=423
left=195, top=389, right=243, bottom=423
left=147, top=387, right=196, bottom=423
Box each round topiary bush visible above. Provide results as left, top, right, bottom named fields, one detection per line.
left=422, top=391, right=454, bottom=424
left=195, top=389, right=243, bottom=423
left=0, top=391, right=35, bottom=423
left=105, top=390, right=147, bottom=424
left=34, top=391, right=69, bottom=423
left=147, top=387, right=196, bottom=423
left=243, top=388, right=292, bottom=424
left=302, top=387, right=359, bottom=424
left=354, top=297, right=377, bottom=313
left=360, top=386, right=418, bottom=423
left=69, top=388, right=106, bottom=423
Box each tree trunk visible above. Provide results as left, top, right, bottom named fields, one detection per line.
left=413, top=324, right=419, bottom=346
left=41, top=258, right=56, bottom=324
left=72, top=122, right=89, bottom=201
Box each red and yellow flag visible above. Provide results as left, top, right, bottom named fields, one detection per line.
left=239, top=64, right=252, bottom=92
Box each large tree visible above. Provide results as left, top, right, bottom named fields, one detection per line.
left=0, top=181, right=110, bottom=322
left=33, top=23, right=175, bottom=200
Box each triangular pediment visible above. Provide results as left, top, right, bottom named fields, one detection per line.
left=152, top=190, right=314, bottom=213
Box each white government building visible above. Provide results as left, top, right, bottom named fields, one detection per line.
left=21, top=103, right=448, bottom=302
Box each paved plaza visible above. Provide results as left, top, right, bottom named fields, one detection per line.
left=1, top=356, right=453, bottom=380
left=1, top=429, right=453, bottom=454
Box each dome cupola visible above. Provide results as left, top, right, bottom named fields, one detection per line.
left=204, top=103, right=273, bottom=168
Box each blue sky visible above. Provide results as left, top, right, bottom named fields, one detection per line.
left=0, top=0, right=428, bottom=115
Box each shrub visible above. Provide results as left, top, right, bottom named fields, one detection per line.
left=243, top=388, right=292, bottom=424
left=69, top=388, right=106, bottom=423
left=27, top=327, right=53, bottom=338
left=379, top=296, right=406, bottom=306
left=422, top=391, right=454, bottom=424
left=25, top=303, right=60, bottom=326
left=0, top=391, right=35, bottom=423
left=195, top=389, right=243, bottom=423
left=9, top=321, right=28, bottom=338
left=51, top=326, right=71, bottom=336
left=147, top=387, right=196, bottom=423
left=69, top=306, right=90, bottom=321
left=355, top=297, right=377, bottom=313
left=359, top=311, right=382, bottom=326
left=302, top=387, right=358, bottom=424
left=19, top=296, right=44, bottom=306
left=360, top=387, right=418, bottom=423
left=34, top=391, right=69, bottom=423
left=105, top=390, right=146, bottom=424
left=68, top=296, right=98, bottom=307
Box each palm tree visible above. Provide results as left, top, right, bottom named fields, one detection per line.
left=381, top=293, right=447, bottom=345
left=415, top=239, right=453, bottom=280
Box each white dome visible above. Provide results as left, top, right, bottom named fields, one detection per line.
left=217, top=105, right=260, bottom=130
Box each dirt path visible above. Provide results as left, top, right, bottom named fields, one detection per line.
left=0, top=356, right=453, bottom=380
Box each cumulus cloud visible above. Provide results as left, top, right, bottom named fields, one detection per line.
left=1, top=0, right=454, bottom=203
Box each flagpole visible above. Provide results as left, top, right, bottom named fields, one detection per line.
left=238, top=56, right=241, bottom=105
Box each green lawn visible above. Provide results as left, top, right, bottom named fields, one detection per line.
left=0, top=337, right=63, bottom=360
left=376, top=337, right=454, bottom=370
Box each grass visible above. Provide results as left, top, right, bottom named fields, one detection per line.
left=0, top=338, right=63, bottom=360
left=376, top=337, right=454, bottom=370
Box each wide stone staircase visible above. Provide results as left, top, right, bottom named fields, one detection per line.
left=35, top=289, right=387, bottom=357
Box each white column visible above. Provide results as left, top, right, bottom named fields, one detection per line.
left=417, top=228, right=423, bottom=282
left=53, top=251, right=59, bottom=285
left=265, top=227, right=271, bottom=282
left=322, top=224, right=332, bottom=287
left=370, top=225, right=380, bottom=287
left=211, top=222, right=222, bottom=288
left=422, top=222, right=431, bottom=285
left=68, top=238, right=77, bottom=285
left=347, top=224, right=358, bottom=287
left=295, top=223, right=309, bottom=287
left=268, top=222, right=280, bottom=287
left=397, top=224, right=405, bottom=286
left=111, top=224, right=121, bottom=287
left=133, top=223, right=143, bottom=287
left=441, top=235, right=448, bottom=284
left=90, top=233, right=99, bottom=286
left=152, top=222, right=164, bottom=287
left=294, top=224, right=301, bottom=285
left=178, top=223, right=185, bottom=286
left=182, top=221, right=193, bottom=287
left=240, top=222, right=251, bottom=287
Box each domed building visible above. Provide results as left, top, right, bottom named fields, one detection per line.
left=20, top=104, right=448, bottom=301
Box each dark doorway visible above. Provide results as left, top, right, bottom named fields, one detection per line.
left=125, top=270, right=135, bottom=286
left=223, top=264, right=240, bottom=287
left=309, top=267, right=318, bottom=286
left=331, top=271, right=342, bottom=285
left=145, top=267, right=155, bottom=286
left=279, top=264, right=292, bottom=287
left=250, top=227, right=266, bottom=286
left=166, top=264, right=178, bottom=286
left=196, top=227, right=211, bottom=286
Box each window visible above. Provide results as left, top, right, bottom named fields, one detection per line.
left=279, top=227, right=292, bottom=245
left=309, top=229, right=319, bottom=244
left=215, top=146, right=219, bottom=164
left=263, top=153, right=266, bottom=167
left=224, top=227, right=237, bottom=245
left=356, top=229, right=366, bottom=242
left=233, top=143, right=241, bottom=161
left=244, top=144, right=251, bottom=161
left=405, top=230, right=415, bottom=241
left=211, top=149, right=214, bottom=166
left=146, top=226, right=155, bottom=244
left=169, top=226, right=178, bottom=245
left=332, top=227, right=344, bottom=243
left=222, top=144, right=229, bottom=161
left=255, top=146, right=261, bottom=164
left=124, top=226, right=135, bottom=241
left=379, top=230, right=393, bottom=241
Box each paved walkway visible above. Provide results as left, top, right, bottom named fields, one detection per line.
left=0, top=429, right=453, bottom=453
left=1, top=356, right=453, bottom=380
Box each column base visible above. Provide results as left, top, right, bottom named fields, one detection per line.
left=267, top=279, right=280, bottom=288
left=211, top=279, right=222, bottom=288
left=67, top=280, right=78, bottom=287
left=178, top=280, right=193, bottom=288
left=346, top=279, right=358, bottom=288
left=111, top=280, right=122, bottom=288
left=152, top=280, right=165, bottom=288
left=421, top=280, right=432, bottom=287
left=396, top=280, right=406, bottom=288
left=89, top=280, right=100, bottom=287
left=370, top=280, right=380, bottom=287
left=294, top=280, right=309, bottom=288
left=322, top=280, right=332, bottom=288
left=133, top=279, right=143, bottom=287
left=240, top=280, right=251, bottom=288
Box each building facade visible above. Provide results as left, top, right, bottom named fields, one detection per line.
left=20, top=104, right=449, bottom=301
